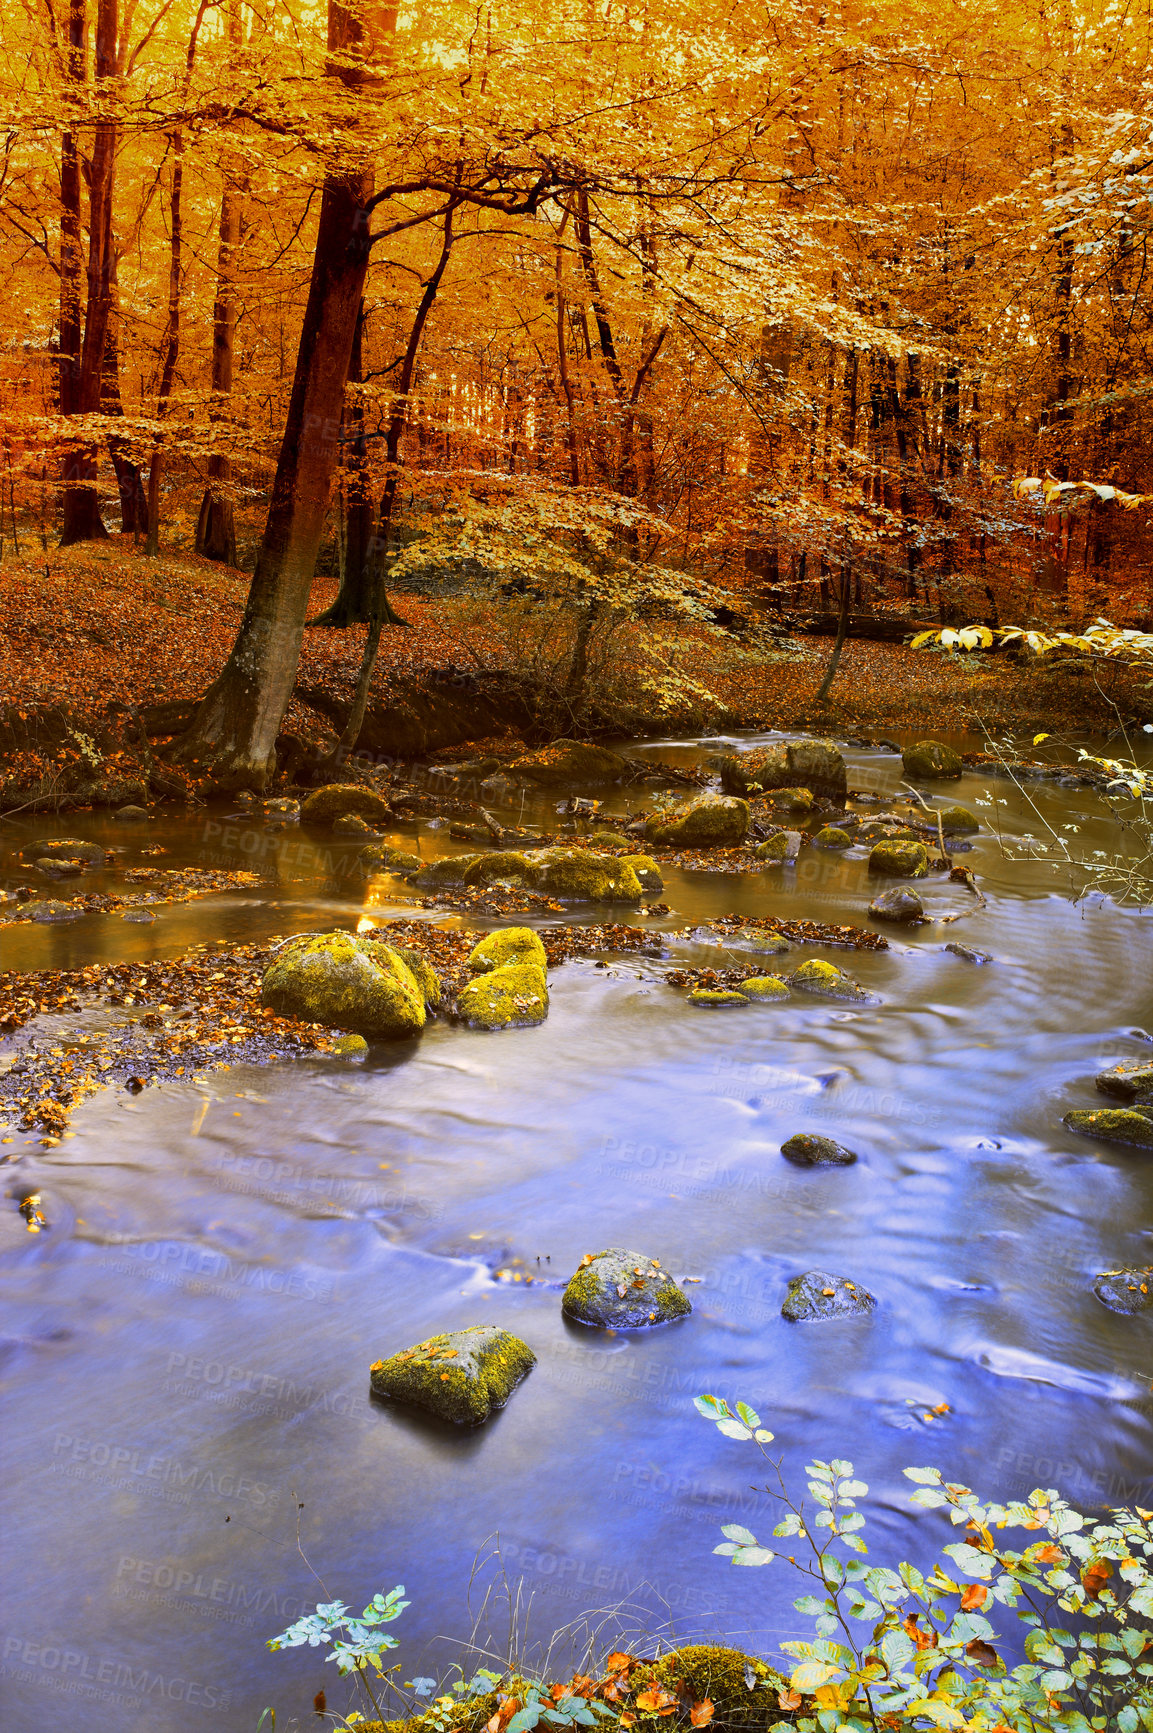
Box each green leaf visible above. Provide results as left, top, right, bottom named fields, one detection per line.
left=716, top=1418, right=754, bottom=1440
left=736, top=1402, right=762, bottom=1428
left=694, top=1394, right=732, bottom=1421
left=722, top=1524, right=759, bottom=1546
left=733, top=1545, right=775, bottom=1566
left=904, top=1468, right=944, bottom=1486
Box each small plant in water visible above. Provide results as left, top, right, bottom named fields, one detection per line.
left=268, top=1584, right=409, bottom=1725
left=695, top=1394, right=1153, bottom=1733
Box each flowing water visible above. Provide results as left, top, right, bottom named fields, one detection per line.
left=2, top=730, right=1152, bottom=1733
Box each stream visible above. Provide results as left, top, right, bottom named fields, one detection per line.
left=2, top=729, right=1152, bottom=1733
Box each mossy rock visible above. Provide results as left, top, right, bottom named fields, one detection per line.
left=21, top=837, right=106, bottom=864
left=646, top=794, right=750, bottom=847
left=509, top=738, right=628, bottom=785
left=620, top=852, right=664, bottom=892
left=333, top=811, right=379, bottom=837
left=468, top=926, right=548, bottom=973
left=528, top=848, right=642, bottom=902
left=766, top=786, right=814, bottom=814
left=646, top=1646, right=788, bottom=1730
left=813, top=826, right=851, bottom=850
left=722, top=924, right=789, bottom=956
left=394, top=947, right=442, bottom=1009
left=1095, top=1059, right=1153, bottom=1103
left=463, top=850, right=533, bottom=886
left=754, top=830, right=801, bottom=863
left=737, top=976, right=790, bottom=1002
left=687, top=988, right=749, bottom=1007
left=458, top=961, right=549, bottom=1029
left=412, top=853, right=480, bottom=888
left=562, top=1247, right=691, bottom=1328
left=868, top=840, right=929, bottom=878
left=782, top=1269, right=876, bottom=1320
left=300, top=783, right=392, bottom=827
left=1063, top=1108, right=1153, bottom=1149
left=369, top=1325, right=535, bottom=1425
left=781, top=1132, right=857, bottom=1166
left=358, top=843, right=422, bottom=876
left=721, top=740, right=847, bottom=799
left=332, top=1033, right=369, bottom=1058
left=261, top=932, right=426, bottom=1039
left=789, top=958, right=871, bottom=1001
left=938, top=804, right=979, bottom=834
left=868, top=887, right=924, bottom=923
left=1093, top=1267, right=1153, bottom=1313
left=901, top=740, right=962, bottom=781
left=35, top=857, right=84, bottom=878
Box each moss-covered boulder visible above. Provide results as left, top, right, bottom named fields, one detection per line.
left=369, top=1325, right=535, bottom=1425
left=868, top=840, right=929, bottom=878
left=562, top=1248, right=691, bottom=1328
left=458, top=961, right=549, bottom=1029
left=688, top=987, right=749, bottom=1007
left=509, top=739, right=628, bottom=785
left=300, top=783, right=392, bottom=827
left=646, top=794, right=749, bottom=847
left=620, top=852, right=663, bottom=892
left=766, top=787, right=814, bottom=814
left=1063, top=1108, right=1153, bottom=1149
left=813, top=826, right=851, bottom=850
left=333, top=1033, right=369, bottom=1058
left=412, top=853, right=480, bottom=888
left=358, top=843, right=422, bottom=876
left=527, top=848, right=642, bottom=901
left=722, top=739, right=847, bottom=799
left=261, top=932, right=426, bottom=1039
left=645, top=1646, right=788, bottom=1732
left=333, top=811, right=379, bottom=837
left=462, top=850, right=533, bottom=886
left=1095, top=1059, right=1153, bottom=1103
left=468, top=926, right=548, bottom=973
left=393, top=947, right=442, bottom=1009
left=789, top=958, right=872, bottom=1001
left=782, top=1270, right=876, bottom=1321
left=901, top=740, right=962, bottom=781
left=722, top=924, right=789, bottom=955
left=1093, top=1267, right=1153, bottom=1313
left=738, top=976, right=791, bottom=1002
left=781, top=1133, right=858, bottom=1166
left=755, top=829, right=802, bottom=863
left=21, top=837, right=106, bottom=865
left=938, top=804, right=979, bottom=834
left=868, top=886, right=925, bottom=923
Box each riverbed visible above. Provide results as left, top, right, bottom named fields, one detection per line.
left=2, top=730, right=1151, bottom=1733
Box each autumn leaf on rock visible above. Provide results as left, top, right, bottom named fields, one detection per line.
left=635, top=1688, right=678, bottom=1715
left=777, top=1689, right=802, bottom=1712
left=689, top=1701, right=714, bottom=1726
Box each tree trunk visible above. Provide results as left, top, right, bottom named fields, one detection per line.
left=815, top=559, right=851, bottom=705
left=308, top=300, right=377, bottom=624
left=145, top=134, right=184, bottom=555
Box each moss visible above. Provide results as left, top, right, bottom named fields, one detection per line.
left=1096, top=1059, right=1153, bottom=1102
left=868, top=839, right=929, bottom=878
left=781, top=1132, right=857, bottom=1165
left=721, top=740, right=846, bottom=799
left=687, top=988, right=750, bottom=1006
left=358, top=843, right=422, bottom=876
left=646, top=795, right=749, bottom=846
left=619, top=852, right=664, bottom=892
left=789, top=957, right=871, bottom=1001
left=646, top=1646, right=789, bottom=1732
left=261, top=932, right=426, bottom=1038
left=394, top=947, right=442, bottom=1009
left=370, top=1325, right=536, bottom=1424
left=754, top=830, right=800, bottom=862
left=412, top=853, right=480, bottom=888
left=783, top=1270, right=877, bottom=1320
left=1063, top=1108, right=1153, bottom=1149
left=813, top=825, right=851, bottom=849
left=468, top=926, right=548, bottom=972
left=562, top=1248, right=692, bottom=1327
left=738, top=976, right=791, bottom=1001
left=332, top=1033, right=369, bottom=1057
left=901, top=740, right=962, bottom=780
left=508, top=738, right=629, bottom=785
left=463, top=850, right=533, bottom=886
left=22, top=837, right=106, bottom=864
left=333, top=811, right=378, bottom=836
left=458, top=961, right=549, bottom=1029
left=528, top=848, right=643, bottom=901
left=938, top=803, right=979, bottom=833
left=300, top=782, right=392, bottom=827
left=766, top=786, right=813, bottom=813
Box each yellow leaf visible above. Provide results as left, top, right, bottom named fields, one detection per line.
left=790, top=1662, right=841, bottom=1692
left=1033, top=733, right=1050, bottom=745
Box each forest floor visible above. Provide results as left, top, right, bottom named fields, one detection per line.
left=0, top=540, right=1144, bottom=795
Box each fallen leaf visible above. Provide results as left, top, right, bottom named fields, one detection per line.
left=690, top=1701, right=714, bottom=1726
left=777, top=1689, right=802, bottom=1711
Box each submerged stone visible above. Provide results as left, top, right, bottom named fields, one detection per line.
left=26, top=900, right=82, bottom=923
left=457, top=961, right=548, bottom=1029
left=113, top=805, right=149, bottom=821
left=789, top=958, right=872, bottom=1001
left=1095, top=1059, right=1153, bottom=1103
left=1093, top=1267, right=1153, bottom=1313
left=782, top=1269, right=876, bottom=1321
left=35, top=857, right=84, bottom=878
left=944, top=942, right=993, bottom=964
left=333, top=812, right=379, bottom=837
left=370, top=1325, right=536, bottom=1425
left=562, top=1248, right=691, bottom=1328
left=1063, top=1108, right=1153, bottom=1149
left=868, top=840, right=929, bottom=878
left=901, top=740, right=962, bottom=781
left=468, top=926, right=547, bottom=973
left=868, top=887, right=925, bottom=923
left=261, top=931, right=426, bottom=1039
left=781, top=1133, right=858, bottom=1166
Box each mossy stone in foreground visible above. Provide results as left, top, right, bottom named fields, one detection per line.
left=332, top=1033, right=369, bottom=1057
left=458, top=962, right=549, bottom=1029
left=754, top=829, right=801, bottom=862
left=789, top=957, right=871, bottom=1001
left=687, top=988, right=749, bottom=1007
left=738, top=976, right=791, bottom=1002
left=370, top=1325, right=535, bottom=1424
left=1095, top=1058, right=1153, bottom=1102
left=261, top=933, right=426, bottom=1039
left=1063, top=1108, right=1153, bottom=1149
left=620, top=852, right=664, bottom=892
left=300, top=782, right=392, bottom=827
left=814, top=825, right=851, bottom=849
left=868, top=839, right=929, bottom=878
left=646, top=1646, right=788, bottom=1731
left=901, top=739, right=962, bottom=780
left=563, top=1247, right=691, bottom=1328
left=468, top=926, right=547, bottom=973
left=782, top=1269, right=876, bottom=1321
left=393, top=947, right=442, bottom=1009
left=781, top=1132, right=858, bottom=1166
left=1093, top=1267, right=1153, bottom=1313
